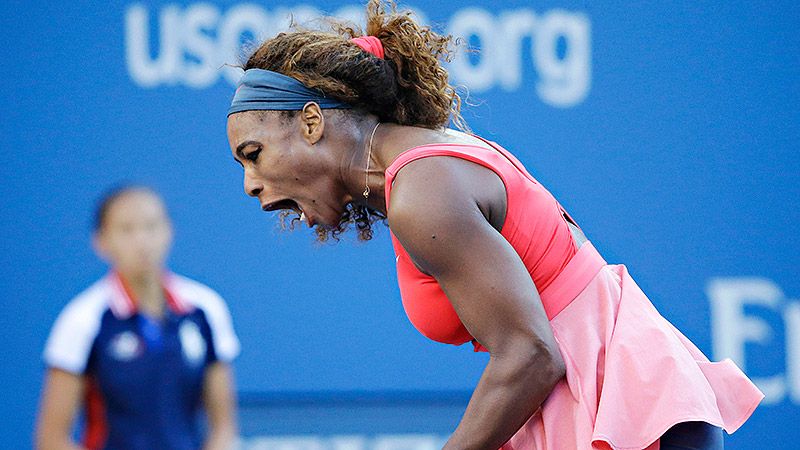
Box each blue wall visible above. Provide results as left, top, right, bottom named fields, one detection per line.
left=1, top=1, right=798, bottom=448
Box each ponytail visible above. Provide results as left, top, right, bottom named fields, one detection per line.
left=243, top=0, right=466, bottom=130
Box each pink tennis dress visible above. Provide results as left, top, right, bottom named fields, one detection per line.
left=384, top=140, right=763, bottom=450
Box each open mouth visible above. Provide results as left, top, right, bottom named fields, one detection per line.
left=261, top=198, right=312, bottom=225
left=261, top=199, right=302, bottom=214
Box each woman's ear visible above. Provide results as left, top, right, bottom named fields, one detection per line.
left=300, top=102, right=324, bottom=145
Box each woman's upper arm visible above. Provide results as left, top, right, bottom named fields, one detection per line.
left=202, top=362, right=237, bottom=435
left=36, top=368, right=85, bottom=450
left=388, top=158, right=559, bottom=356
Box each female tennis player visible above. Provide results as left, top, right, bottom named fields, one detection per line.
left=225, top=1, right=763, bottom=448
left=35, top=186, right=240, bottom=450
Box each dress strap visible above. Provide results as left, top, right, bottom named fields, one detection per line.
left=384, top=143, right=520, bottom=210
left=468, top=135, right=582, bottom=231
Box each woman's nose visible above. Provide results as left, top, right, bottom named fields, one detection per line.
left=243, top=171, right=264, bottom=197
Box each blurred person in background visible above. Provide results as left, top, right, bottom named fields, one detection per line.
left=35, top=186, right=240, bottom=450
left=224, top=1, right=762, bottom=449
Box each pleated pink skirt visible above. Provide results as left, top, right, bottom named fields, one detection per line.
left=499, top=242, right=763, bottom=450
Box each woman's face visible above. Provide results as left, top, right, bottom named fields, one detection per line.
left=226, top=110, right=349, bottom=228
left=94, top=190, right=172, bottom=278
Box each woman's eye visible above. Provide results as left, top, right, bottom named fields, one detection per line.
left=245, top=149, right=261, bottom=162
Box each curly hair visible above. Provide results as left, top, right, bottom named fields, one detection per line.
left=243, top=0, right=466, bottom=241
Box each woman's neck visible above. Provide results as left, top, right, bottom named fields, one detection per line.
left=123, top=271, right=165, bottom=319
left=362, top=123, right=460, bottom=214
left=339, top=121, right=470, bottom=214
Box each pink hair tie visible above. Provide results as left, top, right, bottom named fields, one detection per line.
left=350, top=36, right=385, bottom=59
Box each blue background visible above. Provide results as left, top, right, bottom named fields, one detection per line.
left=1, top=0, right=798, bottom=448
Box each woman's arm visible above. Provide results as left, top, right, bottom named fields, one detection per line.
left=35, top=368, right=86, bottom=450
left=202, top=362, right=238, bottom=450
left=389, top=157, right=566, bottom=450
